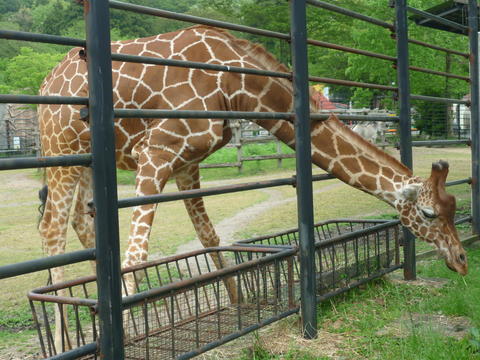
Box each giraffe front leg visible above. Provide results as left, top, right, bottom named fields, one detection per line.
left=39, top=166, right=81, bottom=354
left=71, top=167, right=96, bottom=275
left=176, top=165, right=238, bottom=304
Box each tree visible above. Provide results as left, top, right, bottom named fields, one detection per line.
left=1, top=47, right=64, bottom=95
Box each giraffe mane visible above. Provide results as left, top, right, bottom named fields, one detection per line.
left=189, top=25, right=290, bottom=74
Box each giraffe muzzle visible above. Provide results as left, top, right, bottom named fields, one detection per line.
left=445, top=253, right=468, bottom=276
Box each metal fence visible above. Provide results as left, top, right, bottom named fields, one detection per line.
left=0, top=0, right=479, bottom=359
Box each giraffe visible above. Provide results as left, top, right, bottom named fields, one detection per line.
left=37, top=25, right=467, bottom=350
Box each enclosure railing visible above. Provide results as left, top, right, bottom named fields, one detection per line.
left=0, top=0, right=478, bottom=359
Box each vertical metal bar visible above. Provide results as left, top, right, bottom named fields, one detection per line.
left=290, top=0, right=317, bottom=339
left=216, top=278, right=221, bottom=339
left=255, top=265, right=261, bottom=323
left=30, top=301, right=47, bottom=358
left=170, top=293, right=175, bottom=358
left=83, top=0, right=125, bottom=356
left=469, top=0, right=480, bottom=235
left=274, top=260, right=281, bottom=315
left=236, top=271, right=242, bottom=330
left=144, top=302, right=150, bottom=360
left=194, top=284, right=200, bottom=348
left=456, top=103, right=461, bottom=140
left=287, top=257, right=295, bottom=309
left=394, top=0, right=416, bottom=280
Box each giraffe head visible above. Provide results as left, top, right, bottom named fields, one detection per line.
left=397, top=160, right=467, bottom=275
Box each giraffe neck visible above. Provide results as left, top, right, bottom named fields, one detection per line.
left=309, top=116, right=422, bottom=206
left=253, top=113, right=420, bottom=207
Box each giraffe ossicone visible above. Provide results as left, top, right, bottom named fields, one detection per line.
left=37, top=24, right=467, bottom=307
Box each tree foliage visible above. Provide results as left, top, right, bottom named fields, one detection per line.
left=0, top=0, right=471, bottom=128
left=0, top=48, right=64, bottom=95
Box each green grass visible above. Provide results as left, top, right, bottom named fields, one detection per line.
left=238, top=248, right=480, bottom=359
left=1, top=146, right=476, bottom=357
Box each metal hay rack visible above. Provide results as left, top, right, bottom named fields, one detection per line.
left=28, top=246, right=297, bottom=359
left=28, top=218, right=402, bottom=359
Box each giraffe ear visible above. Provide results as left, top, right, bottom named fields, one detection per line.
left=401, top=183, right=422, bottom=201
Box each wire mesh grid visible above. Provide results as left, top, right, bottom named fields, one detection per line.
left=237, top=219, right=403, bottom=299
left=28, top=246, right=296, bottom=359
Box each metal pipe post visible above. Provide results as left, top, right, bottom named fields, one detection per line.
left=83, top=0, right=125, bottom=357
left=290, top=0, right=317, bottom=339
left=394, top=0, right=416, bottom=280
left=469, top=0, right=480, bottom=235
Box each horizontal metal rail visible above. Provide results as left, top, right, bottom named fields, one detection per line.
left=45, top=342, right=97, bottom=360
left=309, top=75, right=397, bottom=91
left=306, top=0, right=394, bottom=30
left=117, top=173, right=334, bottom=208
left=307, top=38, right=396, bottom=61
left=0, top=29, right=85, bottom=47
left=114, top=108, right=292, bottom=120
left=408, top=38, right=469, bottom=58
left=235, top=218, right=394, bottom=245
left=113, top=46, right=468, bottom=85
left=417, top=6, right=460, bottom=26
left=0, top=94, right=88, bottom=105
left=310, top=114, right=399, bottom=122
left=109, top=0, right=289, bottom=40
left=407, top=65, right=469, bottom=81
left=446, top=178, right=471, bottom=186
left=316, top=220, right=401, bottom=249
left=110, top=1, right=466, bottom=86
left=410, top=139, right=470, bottom=147
left=410, top=94, right=469, bottom=104
left=111, top=53, right=291, bottom=79
left=0, top=249, right=95, bottom=279
left=121, top=246, right=297, bottom=307
left=85, top=107, right=400, bottom=122
left=316, top=264, right=403, bottom=302
left=407, top=6, right=468, bottom=33
left=455, top=215, right=472, bottom=225
left=0, top=154, right=92, bottom=170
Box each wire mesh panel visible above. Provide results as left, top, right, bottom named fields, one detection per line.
left=237, top=219, right=403, bottom=300
left=28, top=246, right=297, bottom=359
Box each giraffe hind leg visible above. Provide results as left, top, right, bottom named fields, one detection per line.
left=175, top=165, right=238, bottom=304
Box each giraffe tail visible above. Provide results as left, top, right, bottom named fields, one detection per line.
left=37, top=184, right=48, bottom=227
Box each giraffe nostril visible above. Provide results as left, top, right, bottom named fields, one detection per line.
left=459, top=253, right=466, bottom=263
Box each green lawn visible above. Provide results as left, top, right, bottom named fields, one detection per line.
left=235, top=247, right=480, bottom=360
left=0, top=144, right=476, bottom=359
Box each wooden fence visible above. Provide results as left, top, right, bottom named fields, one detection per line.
left=199, top=121, right=295, bottom=172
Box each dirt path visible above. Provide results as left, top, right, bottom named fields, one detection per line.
left=173, top=182, right=344, bottom=255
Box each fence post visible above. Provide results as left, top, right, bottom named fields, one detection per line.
left=394, top=0, right=416, bottom=280
left=290, top=0, right=317, bottom=339
left=456, top=104, right=461, bottom=140
left=83, top=0, right=125, bottom=357
left=276, top=141, right=283, bottom=168
left=236, top=124, right=243, bottom=173
left=468, top=0, right=480, bottom=235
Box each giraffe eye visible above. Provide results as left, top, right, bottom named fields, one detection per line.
left=421, top=207, right=437, bottom=219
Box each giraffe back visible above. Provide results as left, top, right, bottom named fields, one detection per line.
left=38, top=26, right=294, bottom=170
